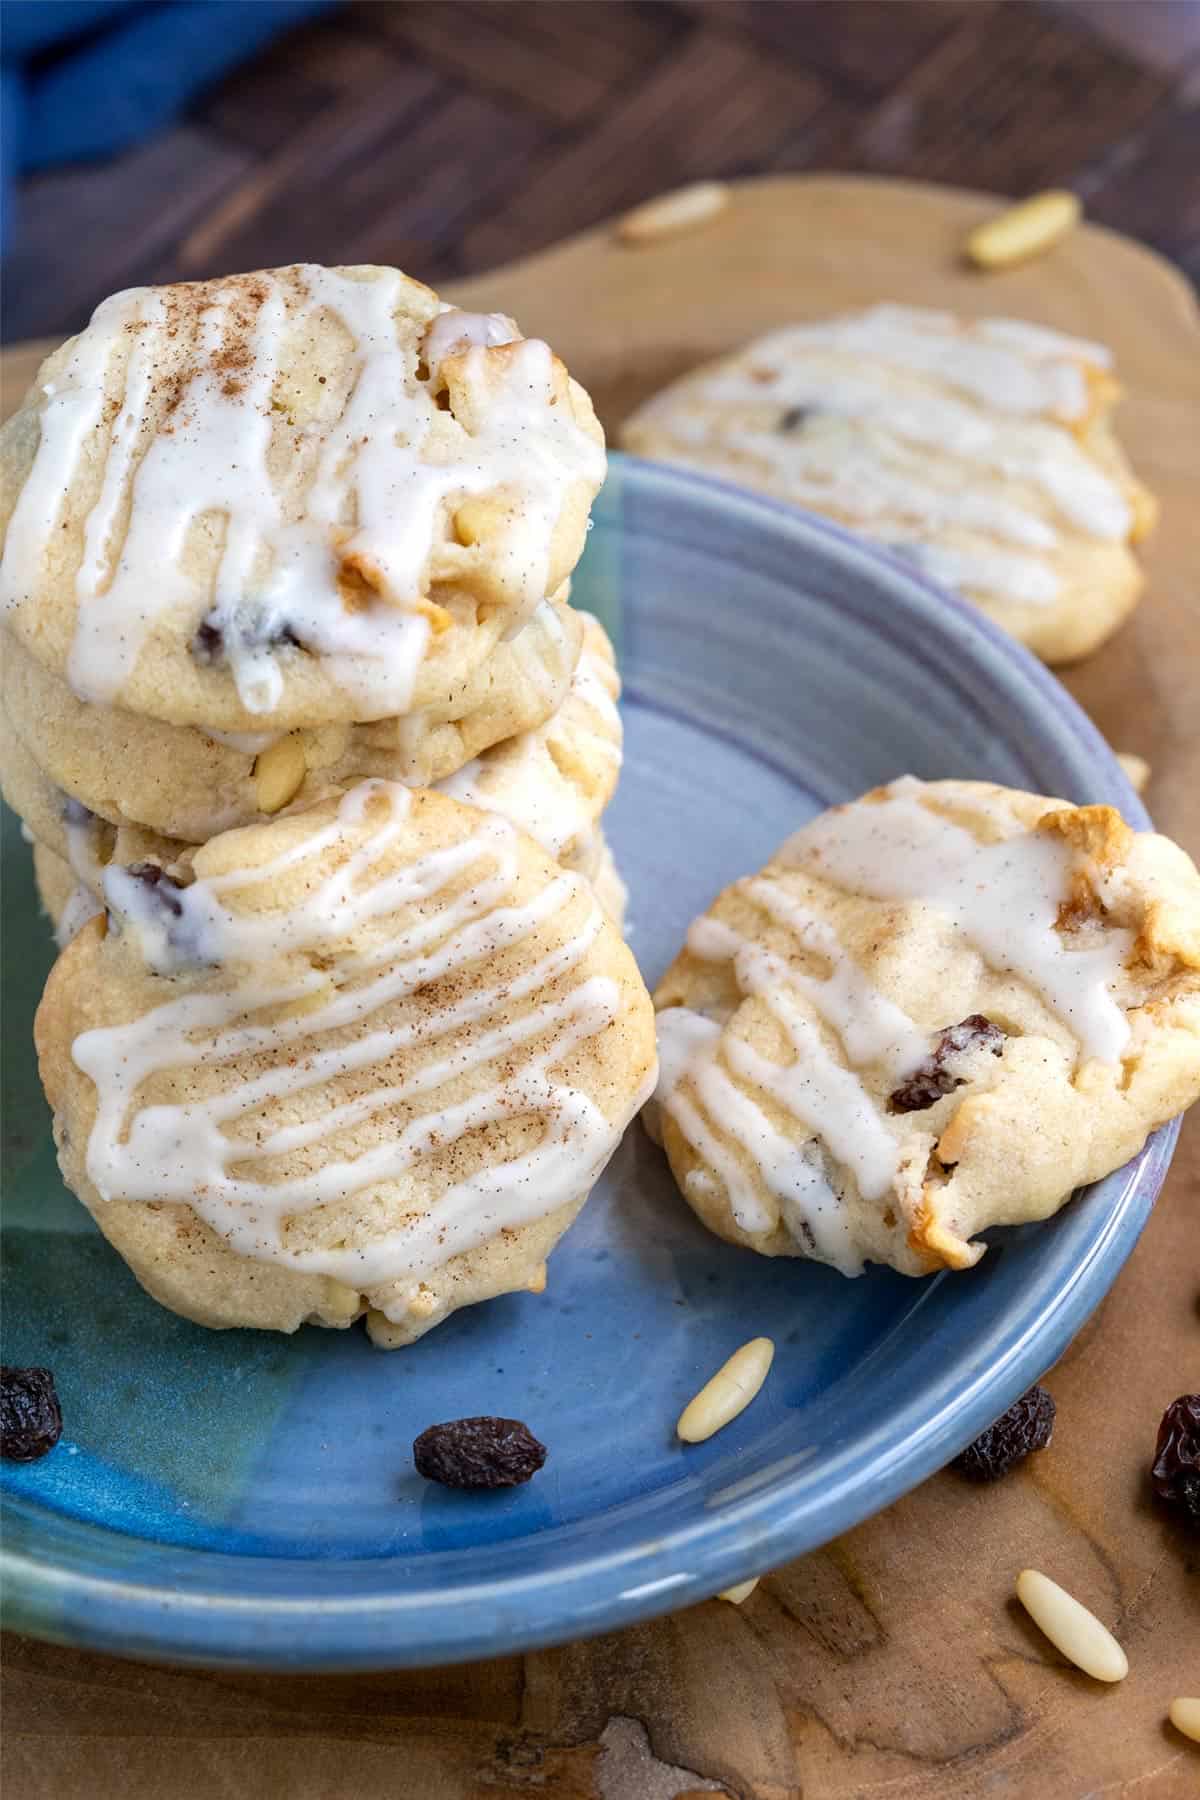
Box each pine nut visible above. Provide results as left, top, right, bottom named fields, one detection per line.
left=1169, top=1697, right=1200, bottom=1743
left=718, top=1577, right=759, bottom=1605
left=320, top=1280, right=362, bottom=1323
left=677, top=1337, right=775, bottom=1443
left=1115, top=751, right=1150, bottom=794
left=617, top=181, right=729, bottom=246
left=454, top=496, right=501, bottom=546
left=965, top=191, right=1081, bottom=270
left=253, top=734, right=306, bottom=813
left=1015, top=1569, right=1128, bottom=1682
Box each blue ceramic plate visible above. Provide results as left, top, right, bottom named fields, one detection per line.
left=1, top=455, right=1175, bottom=1669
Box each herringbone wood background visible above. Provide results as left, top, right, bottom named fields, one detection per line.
left=4, top=0, right=1198, bottom=344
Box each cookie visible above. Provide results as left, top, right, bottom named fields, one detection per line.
left=7, top=611, right=620, bottom=883
left=567, top=829, right=628, bottom=930
left=32, top=842, right=101, bottom=948
left=36, top=781, right=657, bottom=1343
left=1, top=592, right=583, bottom=841
left=2, top=265, right=604, bottom=729
left=622, top=306, right=1156, bottom=663
left=437, top=612, right=621, bottom=864
left=649, top=777, right=1200, bottom=1277
left=0, top=708, right=178, bottom=893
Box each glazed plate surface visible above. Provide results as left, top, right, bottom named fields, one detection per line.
left=0, top=456, right=1174, bottom=1668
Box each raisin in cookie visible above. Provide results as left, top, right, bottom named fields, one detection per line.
left=622, top=306, right=1155, bottom=664
left=36, top=781, right=656, bottom=1344
left=2, top=266, right=604, bottom=729
left=649, top=778, right=1200, bottom=1276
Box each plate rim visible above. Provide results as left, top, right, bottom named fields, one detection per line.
left=1, top=452, right=1175, bottom=1670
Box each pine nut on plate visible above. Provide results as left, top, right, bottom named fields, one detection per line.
left=718, top=1578, right=759, bottom=1605
left=965, top=190, right=1081, bottom=269
left=1015, top=1569, right=1128, bottom=1682
left=677, top=1337, right=775, bottom=1443
left=1169, top=1697, right=1200, bottom=1744
left=617, top=181, right=729, bottom=245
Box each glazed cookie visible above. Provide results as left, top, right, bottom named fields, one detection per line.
left=650, top=778, right=1200, bottom=1277
left=2, top=265, right=604, bottom=729
left=0, top=706, right=179, bottom=893
left=438, top=612, right=621, bottom=865
left=1, top=593, right=583, bottom=841
left=622, top=306, right=1155, bottom=663
left=32, top=843, right=101, bottom=948
left=7, top=612, right=620, bottom=884
left=36, top=781, right=657, bottom=1344
left=567, top=830, right=628, bottom=930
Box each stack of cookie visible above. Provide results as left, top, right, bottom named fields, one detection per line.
left=1, top=264, right=657, bottom=1345
left=1, top=263, right=628, bottom=938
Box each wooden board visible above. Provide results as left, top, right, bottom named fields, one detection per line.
left=3, top=177, right=1198, bottom=1800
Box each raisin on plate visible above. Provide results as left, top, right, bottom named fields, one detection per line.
left=953, top=1385, right=1055, bottom=1481
left=1151, top=1394, right=1200, bottom=1525
left=0, top=1366, right=63, bottom=1462
left=413, top=1416, right=546, bottom=1490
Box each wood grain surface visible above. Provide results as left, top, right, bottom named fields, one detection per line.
left=4, top=0, right=1199, bottom=347
left=2, top=176, right=1198, bottom=1800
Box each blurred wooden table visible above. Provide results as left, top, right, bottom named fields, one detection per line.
left=3, top=4, right=1200, bottom=1796
left=2, top=0, right=1198, bottom=345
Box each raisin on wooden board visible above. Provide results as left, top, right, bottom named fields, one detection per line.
left=1151, top=1394, right=1200, bottom=1525
left=413, top=1416, right=546, bottom=1490
left=0, top=1366, right=63, bottom=1462
left=952, top=1385, right=1055, bottom=1481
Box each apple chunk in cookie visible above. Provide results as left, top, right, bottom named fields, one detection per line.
left=35, top=780, right=656, bottom=1345
left=648, top=778, right=1200, bottom=1277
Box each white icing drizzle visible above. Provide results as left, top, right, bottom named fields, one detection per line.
left=771, top=306, right=1100, bottom=418
left=690, top=364, right=1129, bottom=540
left=905, top=541, right=1060, bottom=606
left=655, top=905, right=907, bottom=1269
left=631, top=305, right=1129, bottom=609
left=421, top=307, right=518, bottom=368
left=56, top=885, right=102, bottom=949
left=974, top=317, right=1112, bottom=368
left=737, top=881, right=928, bottom=1077
left=782, top=778, right=1132, bottom=1064
left=73, top=781, right=641, bottom=1306
left=726, top=426, right=1060, bottom=551
left=3, top=272, right=604, bottom=719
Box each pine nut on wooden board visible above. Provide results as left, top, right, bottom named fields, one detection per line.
left=718, top=1578, right=759, bottom=1605
left=616, top=181, right=729, bottom=245
left=1015, top=1569, right=1128, bottom=1682
left=1168, top=1697, right=1200, bottom=1744
left=964, top=189, right=1081, bottom=268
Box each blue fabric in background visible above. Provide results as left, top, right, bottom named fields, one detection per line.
left=2, top=0, right=336, bottom=246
